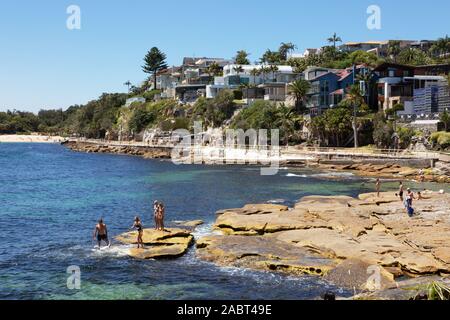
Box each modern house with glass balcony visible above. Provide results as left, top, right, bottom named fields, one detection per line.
left=206, top=64, right=296, bottom=100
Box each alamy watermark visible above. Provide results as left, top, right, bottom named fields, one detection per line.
left=367, top=5, right=381, bottom=30
left=170, top=122, right=280, bottom=176
left=66, top=265, right=81, bottom=290
left=66, top=5, right=81, bottom=30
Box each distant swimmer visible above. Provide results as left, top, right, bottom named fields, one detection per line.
left=131, top=216, right=144, bottom=249
left=93, top=218, right=110, bottom=248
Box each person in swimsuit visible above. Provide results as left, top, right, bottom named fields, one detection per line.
left=153, top=201, right=159, bottom=230
left=157, top=202, right=165, bottom=232
left=398, top=182, right=404, bottom=201
left=131, top=216, right=144, bottom=249
left=93, top=219, right=110, bottom=248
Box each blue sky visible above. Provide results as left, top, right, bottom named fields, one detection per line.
left=0, top=0, right=449, bottom=112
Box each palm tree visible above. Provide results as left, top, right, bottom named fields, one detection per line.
left=261, top=49, right=282, bottom=65
left=275, top=104, right=298, bottom=146
left=124, top=81, right=132, bottom=93
left=343, top=84, right=366, bottom=148
left=250, top=68, right=261, bottom=85
left=288, top=79, right=311, bottom=112
left=269, top=65, right=279, bottom=82
left=260, top=66, right=270, bottom=84
left=388, top=41, right=401, bottom=62
left=327, top=33, right=342, bottom=50
left=207, top=62, right=222, bottom=83
left=440, top=110, right=450, bottom=132
left=235, top=50, right=251, bottom=65
left=233, top=65, right=244, bottom=75
left=279, top=42, right=297, bottom=61
left=430, top=35, right=450, bottom=57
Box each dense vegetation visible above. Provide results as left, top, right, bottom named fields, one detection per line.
left=2, top=36, right=449, bottom=150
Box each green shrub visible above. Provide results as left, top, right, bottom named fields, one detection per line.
left=143, top=90, right=162, bottom=102
left=431, top=131, right=450, bottom=148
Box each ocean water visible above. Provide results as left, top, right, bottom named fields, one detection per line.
left=0, top=143, right=443, bottom=300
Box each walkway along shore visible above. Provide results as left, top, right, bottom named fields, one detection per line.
left=64, top=139, right=450, bottom=183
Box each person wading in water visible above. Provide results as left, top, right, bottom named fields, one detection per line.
left=93, top=218, right=110, bottom=248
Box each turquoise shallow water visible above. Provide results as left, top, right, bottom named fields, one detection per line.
left=0, top=143, right=445, bottom=300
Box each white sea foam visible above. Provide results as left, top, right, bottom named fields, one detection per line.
left=192, top=222, right=214, bottom=239
left=89, top=244, right=132, bottom=258
left=267, top=199, right=286, bottom=204
left=286, top=173, right=308, bottom=178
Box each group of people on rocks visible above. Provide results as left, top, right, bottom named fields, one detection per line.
left=92, top=200, right=166, bottom=249
left=375, top=178, right=428, bottom=218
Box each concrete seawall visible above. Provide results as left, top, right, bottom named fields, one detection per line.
left=63, top=139, right=449, bottom=183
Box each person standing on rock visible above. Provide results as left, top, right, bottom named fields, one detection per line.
left=157, top=202, right=166, bottom=232
left=130, top=216, right=144, bottom=249
left=153, top=200, right=160, bottom=230
left=405, top=188, right=416, bottom=217
left=375, top=178, right=381, bottom=197
left=398, top=182, right=404, bottom=201
left=93, top=218, right=110, bottom=248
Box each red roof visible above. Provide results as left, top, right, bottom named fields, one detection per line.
left=330, top=89, right=344, bottom=95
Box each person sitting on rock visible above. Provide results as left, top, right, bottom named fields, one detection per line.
left=130, top=216, right=144, bottom=249
left=93, top=218, right=110, bottom=248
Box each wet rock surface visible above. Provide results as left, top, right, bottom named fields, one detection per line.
left=66, top=141, right=171, bottom=159
left=116, top=228, right=194, bottom=259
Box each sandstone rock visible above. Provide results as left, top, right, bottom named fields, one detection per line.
left=199, top=192, right=450, bottom=289
left=116, top=228, right=194, bottom=260
left=129, top=244, right=190, bottom=259
left=173, top=220, right=204, bottom=228
left=324, top=259, right=396, bottom=292
left=116, top=228, right=192, bottom=245
left=196, top=235, right=335, bottom=276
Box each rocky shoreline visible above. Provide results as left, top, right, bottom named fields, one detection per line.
left=65, top=141, right=171, bottom=159
left=195, top=192, right=450, bottom=299
left=115, top=192, right=450, bottom=300
left=65, top=141, right=450, bottom=183
left=309, top=162, right=450, bottom=184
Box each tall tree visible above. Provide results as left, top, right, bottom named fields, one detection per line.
left=430, top=35, right=450, bottom=57
left=342, top=84, right=366, bottom=148
left=260, top=49, right=282, bottom=65
left=206, top=62, right=222, bottom=82
left=441, top=110, right=450, bottom=132
left=387, top=41, right=401, bottom=62
left=124, top=81, right=132, bottom=93
left=142, top=47, right=168, bottom=90
left=288, top=79, right=311, bottom=112
left=269, top=65, right=279, bottom=82
left=235, top=50, right=251, bottom=65
left=250, top=68, right=261, bottom=85
left=279, top=42, right=297, bottom=61
left=233, top=65, right=244, bottom=76
left=327, top=33, right=342, bottom=51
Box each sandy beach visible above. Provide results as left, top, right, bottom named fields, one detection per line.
left=0, top=135, right=65, bottom=143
